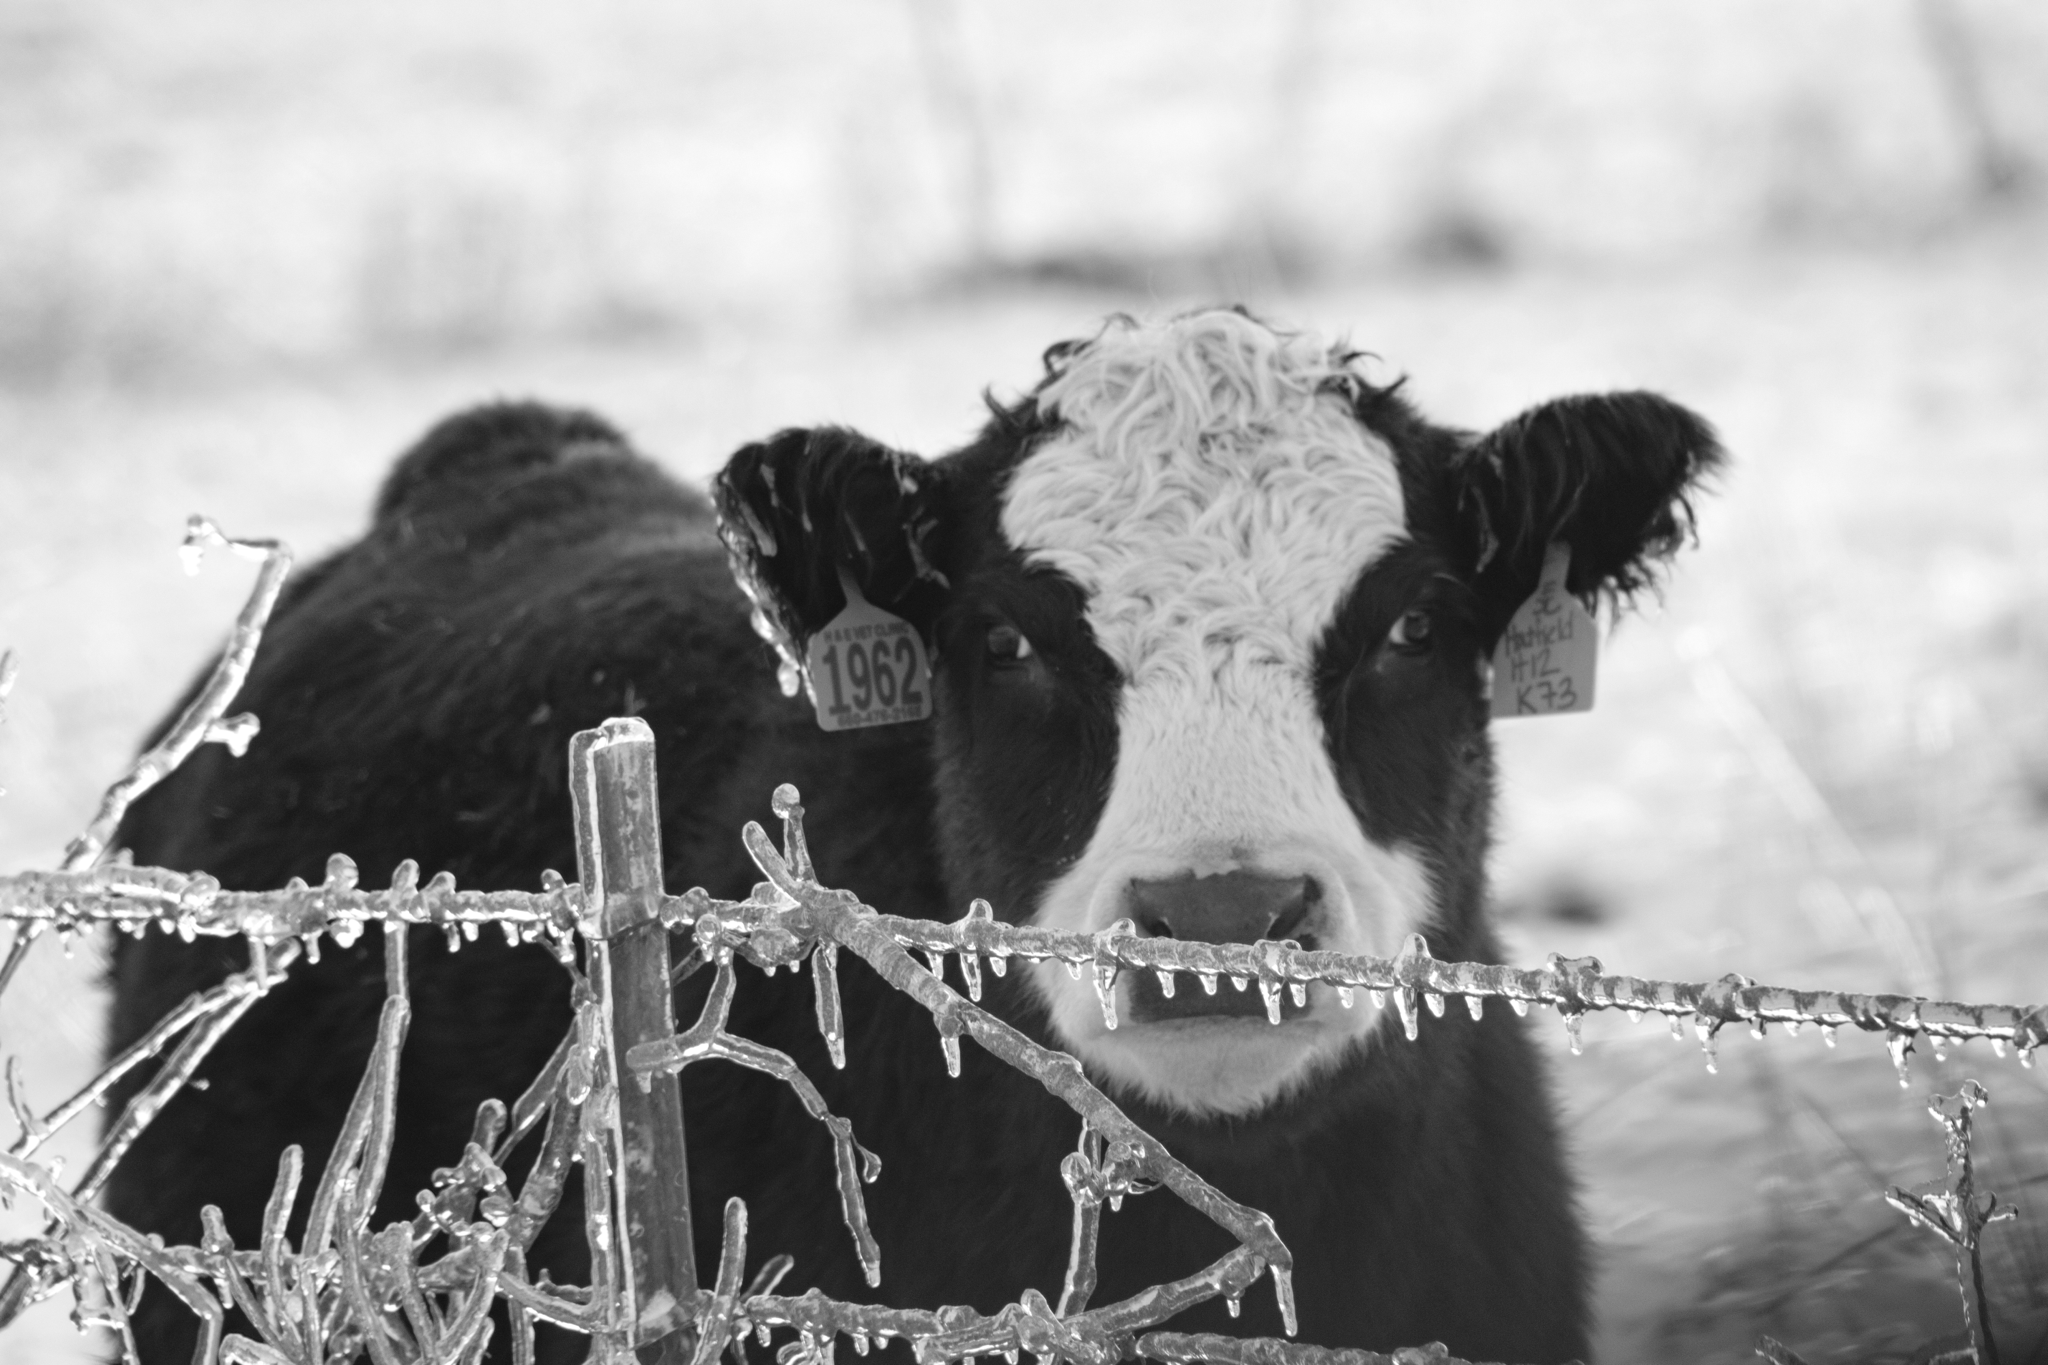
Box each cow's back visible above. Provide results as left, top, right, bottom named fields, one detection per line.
left=103, top=404, right=774, bottom=1362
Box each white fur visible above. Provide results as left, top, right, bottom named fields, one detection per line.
left=1000, top=311, right=1438, bottom=1117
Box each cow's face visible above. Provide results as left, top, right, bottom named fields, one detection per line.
left=717, top=309, right=1720, bottom=1118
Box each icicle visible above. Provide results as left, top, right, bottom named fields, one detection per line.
left=1562, top=1010, right=1584, bottom=1056
left=1259, top=978, right=1282, bottom=1026
left=1156, top=970, right=1176, bottom=999
left=302, top=933, right=322, bottom=965
left=1888, top=1030, right=1914, bottom=1088
left=1337, top=985, right=1355, bottom=1009
left=1225, top=1295, right=1241, bottom=1320
left=1271, top=1263, right=1298, bottom=1337
left=1509, top=997, right=1527, bottom=1018
left=989, top=953, right=1008, bottom=977
left=1066, top=959, right=1084, bottom=982
left=1668, top=1013, right=1684, bottom=1041
left=1395, top=988, right=1419, bottom=1041
left=1625, top=1008, right=1642, bottom=1024
left=1288, top=982, right=1307, bottom=1009
left=853, top=1334, right=869, bottom=1356
left=1786, top=1018, right=1802, bottom=1037
left=1230, top=975, right=1249, bottom=993
left=757, top=1326, right=772, bottom=1347
left=1095, top=965, right=1121, bottom=1031
left=1424, top=992, right=1445, bottom=1018
left=959, top=950, right=983, bottom=1002
left=813, top=942, right=846, bottom=1070
left=1991, top=1037, right=2006, bottom=1059
left=1931, top=1036, right=1949, bottom=1063
left=1370, top=989, right=1387, bottom=1010
left=1465, top=995, right=1484, bottom=1022
left=1749, top=1019, right=1768, bottom=1041
left=1092, top=918, right=1133, bottom=1030
left=1822, top=1024, right=1838, bottom=1048
left=2021, top=1042, right=2035, bottom=1069
left=939, top=1018, right=963, bottom=1077
left=922, top=948, right=947, bottom=983
left=1109, top=1194, right=1123, bottom=1213
left=1199, top=972, right=1218, bottom=995
left=1695, top=1016, right=1721, bottom=1074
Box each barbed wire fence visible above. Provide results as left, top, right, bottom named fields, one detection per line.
left=0, top=521, right=2041, bottom=1365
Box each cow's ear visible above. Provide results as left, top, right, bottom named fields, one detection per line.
left=714, top=426, right=950, bottom=654
left=1450, top=391, right=1723, bottom=637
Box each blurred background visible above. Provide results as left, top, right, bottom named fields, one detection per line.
left=2, top=1, right=2047, bottom=1360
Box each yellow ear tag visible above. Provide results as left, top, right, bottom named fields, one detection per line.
left=1489, top=544, right=1597, bottom=719
left=805, top=573, right=932, bottom=732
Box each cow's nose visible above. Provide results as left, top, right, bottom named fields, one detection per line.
left=1127, top=872, right=1314, bottom=947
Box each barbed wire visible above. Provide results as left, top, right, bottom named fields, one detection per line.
left=5, top=855, right=2042, bottom=1091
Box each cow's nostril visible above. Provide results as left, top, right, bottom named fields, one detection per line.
left=1125, top=871, right=1315, bottom=947
left=1267, top=877, right=1318, bottom=944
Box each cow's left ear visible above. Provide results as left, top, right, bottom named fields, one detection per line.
left=714, top=426, right=950, bottom=658
left=1450, top=391, right=1723, bottom=638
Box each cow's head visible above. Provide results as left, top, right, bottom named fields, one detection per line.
left=715, top=309, right=1720, bottom=1118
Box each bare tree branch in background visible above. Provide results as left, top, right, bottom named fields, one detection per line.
left=1914, top=0, right=2031, bottom=202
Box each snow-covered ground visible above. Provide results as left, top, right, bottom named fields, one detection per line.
left=4, top=3, right=2048, bottom=1361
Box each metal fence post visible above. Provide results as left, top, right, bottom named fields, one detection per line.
left=571, top=718, right=698, bottom=1362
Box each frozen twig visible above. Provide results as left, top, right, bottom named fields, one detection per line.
left=1139, top=1334, right=1501, bottom=1365
left=0, top=519, right=289, bottom=1000
left=626, top=955, right=883, bottom=1286
left=0, top=1151, right=228, bottom=1364
left=691, top=1200, right=748, bottom=1365
left=733, top=790, right=1298, bottom=1346
left=1885, top=1080, right=2017, bottom=1365
left=63, top=518, right=293, bottom=875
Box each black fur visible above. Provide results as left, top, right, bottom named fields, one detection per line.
left=105, top=339, right=1720, bottom=1365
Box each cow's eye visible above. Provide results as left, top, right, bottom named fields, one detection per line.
left=986, top=623, right=1035, bottom=664
left=1387, top=608, right=1433, bottom=654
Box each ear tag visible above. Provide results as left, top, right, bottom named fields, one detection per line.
left=805, top=572, right=932, bottom=732
left=1490, top=544, right=1597, bottom=719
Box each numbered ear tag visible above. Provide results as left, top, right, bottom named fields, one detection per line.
left=805, top=574, right=932, bottom=732
left=1490, top=544, right=1597, bottom=719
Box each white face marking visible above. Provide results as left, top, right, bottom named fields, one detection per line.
left=999, top=311, right=1438, bottom=1118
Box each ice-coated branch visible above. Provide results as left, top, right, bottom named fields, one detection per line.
left=63, top=517, right=294, bottom=875
left=0, top=1150, right=229, bottom=1365
left=733, top=793, right=1298, bottom=1342
left=0, top=517, right=289, bottom=1001
left=1139, top=1334, right=1500, bottom=1365
left=1885, top=1080, right=2016, bottom=1365
left=733, top=1245, right=1276, bottom=1365
left=690, top=1199, right=748, bottom=1365
left=625, top=956, right=883, bottom=1286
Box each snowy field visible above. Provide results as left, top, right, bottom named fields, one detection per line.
left=4, top=3, right=2048, bottom=1362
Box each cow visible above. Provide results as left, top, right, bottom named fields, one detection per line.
left=105, top=307, right=1721, bottom=1364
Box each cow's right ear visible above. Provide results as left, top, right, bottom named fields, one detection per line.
left=713, top=426, right=950, bottom=659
